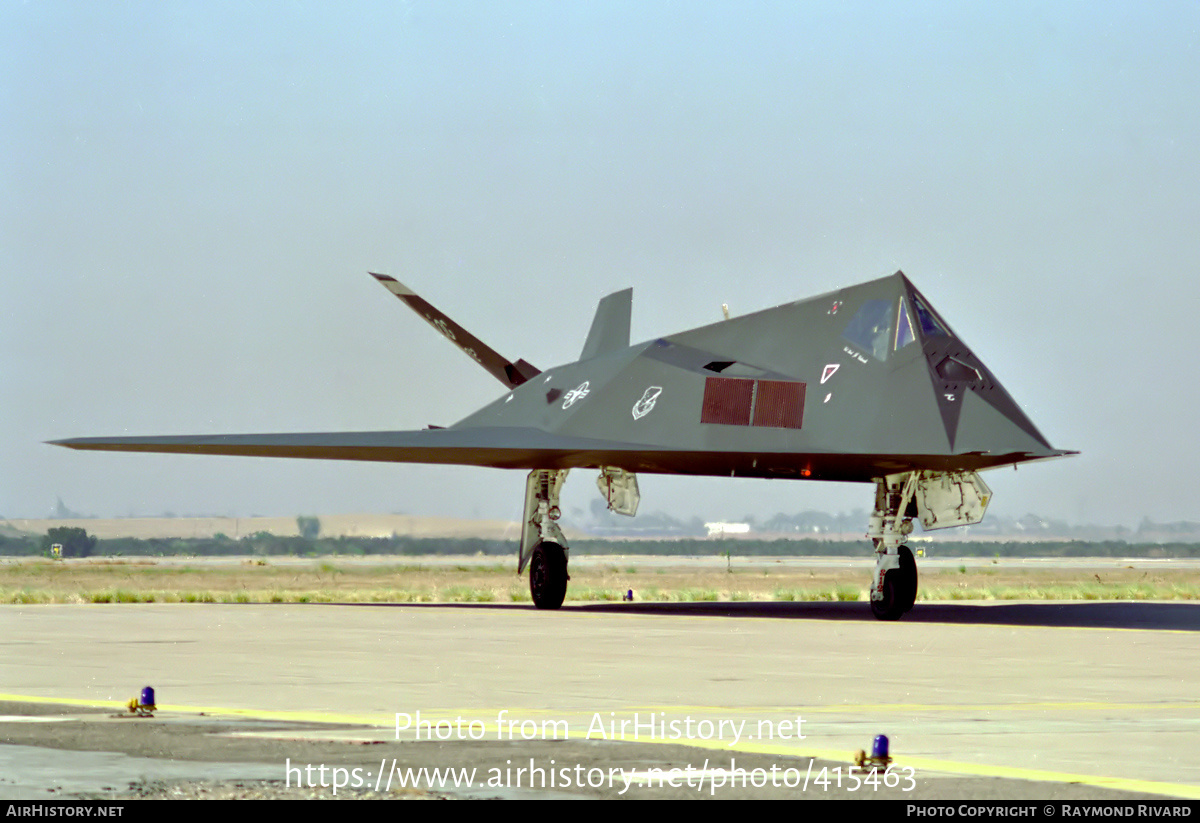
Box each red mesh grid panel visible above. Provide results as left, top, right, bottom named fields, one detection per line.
left=751, top=380, right=805, bottom=429
left=701, top=377, right=754, bottom=425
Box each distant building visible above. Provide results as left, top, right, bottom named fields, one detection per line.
left=705, top=522, right=751, bottom=538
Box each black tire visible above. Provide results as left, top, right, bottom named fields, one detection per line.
left=870, top=571, right=904, bottom=620
left=529, top=542, right=568, bottom=610
left=898, top=545, right=918, bottom=613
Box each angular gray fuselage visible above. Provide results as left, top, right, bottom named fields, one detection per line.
left=51, top=271, right=1068, bottom=484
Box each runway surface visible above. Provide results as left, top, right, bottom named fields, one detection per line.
left=2, top=600, right=1199, bottom=799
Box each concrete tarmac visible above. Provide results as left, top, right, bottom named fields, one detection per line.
left=2, top=600, right=1198, bottom=800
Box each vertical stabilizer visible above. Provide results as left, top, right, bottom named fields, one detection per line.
left=370, top=272, right=540, bottom=388
left=580, top=288, right=632, bottom=360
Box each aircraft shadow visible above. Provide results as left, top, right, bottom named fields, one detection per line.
left=570, top=600, right=1200, bottom=630
left=331, top=599, right=1200, bottom=631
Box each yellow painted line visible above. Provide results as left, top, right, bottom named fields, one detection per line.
left=1, top=694, right=127, bottom=710
left=6, top=694, right=1198, bottom=724
left=0, top=694, right=388, bottom=727
left=962, top=623, right=1200, bottom=636
left=642, top=737, right=1200, bottom=799
left=895, top=754, right=1200, bottom=800
left=408, top=701, right=1200, bottom=715
left=4, top=693, right=1198, bottom=799
left=633, top=700, right=1200, bottom=714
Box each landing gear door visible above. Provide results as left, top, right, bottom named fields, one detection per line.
left=597, top=467, right=640, bottom=517
left=914, top=471, right=992, bottom=531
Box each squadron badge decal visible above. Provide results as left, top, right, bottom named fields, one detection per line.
left=632, top=386, right=662, bottom=420
left=562, top=381, right=590, bottom=409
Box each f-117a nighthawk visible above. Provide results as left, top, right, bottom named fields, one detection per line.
left=53, top=270, right=1073, bottom=619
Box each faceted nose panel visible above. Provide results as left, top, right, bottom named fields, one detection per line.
left=905, top=280, right=1052, bottom=452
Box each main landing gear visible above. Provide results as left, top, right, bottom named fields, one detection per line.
left=518, top=466, right=639, bottom=609
left=518, top=469, right=569, bottom=609
left=514, top=465, right=988, bottom=620
left=528, top=541, right=568, bottom=610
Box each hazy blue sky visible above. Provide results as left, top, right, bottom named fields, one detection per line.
left=4, top=2, right=1198, bottom=528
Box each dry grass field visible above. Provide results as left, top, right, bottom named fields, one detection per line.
left=3, top=557, right=1198, bottom=605
left=4, top=514, right=532, bottom=540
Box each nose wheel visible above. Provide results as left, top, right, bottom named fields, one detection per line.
left=870, top=545, right=918, bottom=620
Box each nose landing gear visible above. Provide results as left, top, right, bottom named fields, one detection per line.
left=865, top=470, right=991, bottom=619
left=868, top=474, right=920, bottom=621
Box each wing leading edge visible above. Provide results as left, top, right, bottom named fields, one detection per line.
left=49, top=429, right=1073, bottom=481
